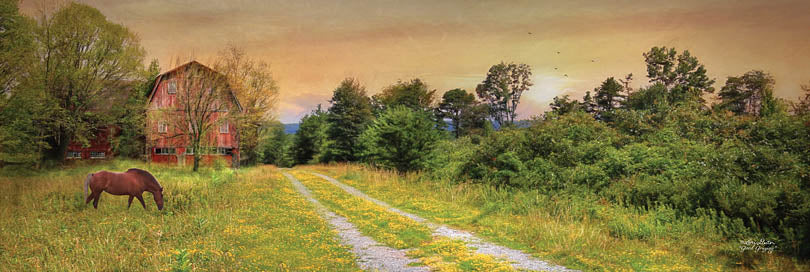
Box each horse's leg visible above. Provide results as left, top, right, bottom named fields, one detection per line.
left=128, top=195, right=134, bottom=209
left=85, top=194, right=93, bottom=205
left=92, top=191, right=101, bottom=209
left=136, top=195, right=146, bottom=209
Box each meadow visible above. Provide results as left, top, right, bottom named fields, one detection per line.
left=0, top=160, right=358, bottom=271
left=2, top=159, right=807, bottom=271
left=300, top=164, right=809, bottom=271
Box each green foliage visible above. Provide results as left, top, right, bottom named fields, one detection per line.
left=793, top=82, right=810, bottom=116
left=548, top=95, right=581, bottom=117
left=360, top=106, right=442, bottom=173
left=260, top=122, right=294, bottom=167
left=111, top=59, right=160, bottom=159
left=35, top=2, right=146, bottom=160
left=643, top=46, right=715, bottom=104
left=716, top=70, right=777, bottom=117
left=292, top=106, right=329, bottom=164
left=443, top=103, right=810, bottom=258
left=372, top=78, right=436, bottom=113
left=437, top=89, right=490, bottom=138
left=593, top=77, right=625, bottom=114
left=0, top=0, right=34, bottom=96
left=325, top=78, right=374, bottom=162
left=475, top=62, right=532, bottom=127
left=171, top=249, right=192, bottom=272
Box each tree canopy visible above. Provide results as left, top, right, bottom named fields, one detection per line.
left=325, top=78, right=373, bottom=162
left=475, top=62, right=532, bottom=127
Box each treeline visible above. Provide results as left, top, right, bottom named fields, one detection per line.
left=0, top=1, right=150, bottom=167
left=0, top=1, right=278, bottom=170
left=270, top=46, right=810, bottom=258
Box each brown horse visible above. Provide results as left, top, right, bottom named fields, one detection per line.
left=84, top=168, right=164, bottom=210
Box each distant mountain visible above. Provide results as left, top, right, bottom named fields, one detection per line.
left=283, top=123, right=300, bottom=134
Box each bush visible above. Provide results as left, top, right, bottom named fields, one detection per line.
left=360, top=106, right=442, bottom=173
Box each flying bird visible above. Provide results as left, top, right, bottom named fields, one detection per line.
left=554, top=67, right=558, bottom=70
left=528, top=32, right=532, bottom=35
left=564, top=74, right=568, bottom=77
left=556, top=51, right=560, bottom=54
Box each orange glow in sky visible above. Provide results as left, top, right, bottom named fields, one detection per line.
left=22, top=0, right=810, bottom=122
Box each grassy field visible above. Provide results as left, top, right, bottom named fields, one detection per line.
left=299, top=164, right=807, bottom=272
left=290, top=170, right=514, bottom=271
left=3, top=160, right=805, bottom=271
left=0, top=160, right=358, bottom=271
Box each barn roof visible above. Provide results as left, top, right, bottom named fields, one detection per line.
left=146, top=60, right=244, bottom=112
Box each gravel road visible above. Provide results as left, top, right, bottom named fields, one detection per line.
left=307, top=171, right=578, bottom=272
left=281, top=171, right=428, bottom=272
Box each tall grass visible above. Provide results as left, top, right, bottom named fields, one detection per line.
left=0, top=160, right=358, bottom=271
left=301, top=163, right=807, bottom=271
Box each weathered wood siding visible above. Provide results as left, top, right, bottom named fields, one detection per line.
left=146, top=61, right=241, bottom=165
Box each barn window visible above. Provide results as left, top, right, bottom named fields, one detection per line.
left=66, top=151, right=81, bottom=159
left=217, top=147, right=233, bottom=155
left=219, top=121, right=229, bottom=133
left=167, top=81, right=177, bottom=94
left=90, top=152, right=105, bottom=159
left=158, top=121, right=168, bottom=133
left=154, top=147, right=176, bottom=155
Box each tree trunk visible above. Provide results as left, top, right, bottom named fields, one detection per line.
left=193, top=153, right=200, bottom=172
left=46, top=132, right=70, bottom=162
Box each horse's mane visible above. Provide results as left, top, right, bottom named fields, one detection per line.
left=127, top=168, right=162, bottom=189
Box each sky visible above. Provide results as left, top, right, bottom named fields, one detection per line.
left=21, top=0, right=810, bottom=123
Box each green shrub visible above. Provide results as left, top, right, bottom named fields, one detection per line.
left=360, top=106, right=442, bottom=173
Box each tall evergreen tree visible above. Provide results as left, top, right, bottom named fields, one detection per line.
left=325, top=78, right=373, bottom=162
left=594, top=77, right=626, bottom=113
left=293, top=105, right=329, bottom=164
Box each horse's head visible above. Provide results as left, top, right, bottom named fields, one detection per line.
left=153, top=187, right=164, bottom=210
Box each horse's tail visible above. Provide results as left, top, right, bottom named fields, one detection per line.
left=84, top=173, right=93, bottom=200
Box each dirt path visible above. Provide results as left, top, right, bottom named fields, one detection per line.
left=280, top=171, right=428, bottom=272
left=307, top=171, right=577, bottom=272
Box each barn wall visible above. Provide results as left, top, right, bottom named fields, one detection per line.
left=146, top=63, right=241, bottom=166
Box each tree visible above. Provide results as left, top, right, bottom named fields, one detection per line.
left=293, top=105, right=329, bottom=164
left=110, top=59, right=160, bottom=158
left=716, top=70, right=776, bottom=117
left=372, top=78, right=436, bottom=113
left=643, top=46, right=714, bottom=104
left=215, top=45, right=279, bottom=166
left=458, top=103, right=491, bottom=137
left=360, top=106, right=441, bottom=173
left=791, top=82, right=810, bottom=116
left=152, top=60, right=236, bottom=172
left=438, top=89, right=476, bottom=138
left=548, top=95, right=581, bottom=116
left=0, top=0, right=48, bottom=167
left=594, top=77, right=625, bottom=113
left=475, top=62, right=533, bottom=127
left=0, top=0, right=34, bottom=99
left=581, top=91, right=598, bottom=115
left=34, top=3, right=145, bottom=161
left=260, top=122, right=293, bottom=167
left=325, top=78, right=373, bottom=162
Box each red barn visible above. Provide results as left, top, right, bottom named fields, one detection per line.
left=65, top=126, right=116, bottom=160
left=145, top=61, right=242, bottom=166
